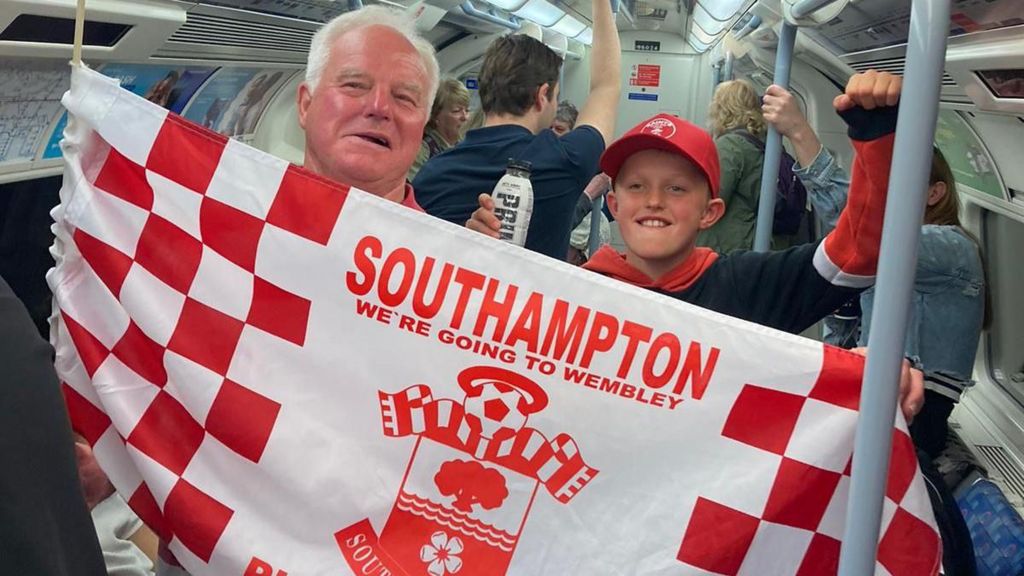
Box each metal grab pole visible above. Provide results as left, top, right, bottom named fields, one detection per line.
left=837, top=0, right=952, bottom=574
left=733, top=14, right=762, bottom=41
left=587, top=196, right=604, bottom=256
left=752, top=22, right=797, bottom=252
left=723, top=51, right=735, bottom=82
left=712, top=62, right=722, bottom=87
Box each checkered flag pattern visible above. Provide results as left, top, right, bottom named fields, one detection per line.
left=676, top=345, right=941, bottom=575
left=51, top=66, right=343, bottom=567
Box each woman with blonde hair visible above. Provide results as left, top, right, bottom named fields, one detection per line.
left=697, top=79, right=768, bottom=253
left=408, top=77, right=470, bottom=180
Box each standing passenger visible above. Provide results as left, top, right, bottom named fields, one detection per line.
left=859, top=149, right=987, bottom=459
left=550, top=100, right=578, bottom=136
left=698, top=80, right=767, bottom=253
left=412, top=0, right=621, bottom=259
left=0, top=274, right=107, bottom=576
left=407, top=77, right=470, bottom=180
left=159, top=7, right=441, bottom=573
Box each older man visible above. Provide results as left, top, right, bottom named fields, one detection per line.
left=297, top=5, right=440, bottom=207
left=155, top=9, right=439, bottom=574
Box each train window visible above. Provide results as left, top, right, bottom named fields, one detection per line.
left=976, top=69, right=1024, bottom=99
left=934, top=110, right=1006, bottom=201
left=983, top=209, right=1024, bottom=409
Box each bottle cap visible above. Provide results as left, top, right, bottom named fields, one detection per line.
left=507, top=158, right=532, bottom=173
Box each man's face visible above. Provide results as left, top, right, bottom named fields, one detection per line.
left=298, top=25, right=429, bottom=198
left=550, top=120, right=572, bottom=137
left=607, top=149, right=722, bottom=279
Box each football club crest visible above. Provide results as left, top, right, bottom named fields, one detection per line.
left=338, top=366, right=597, bottom=575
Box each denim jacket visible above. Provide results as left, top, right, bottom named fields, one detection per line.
left=859, top=226, right=985, bottom=399
left=796, top=147, right=985, bottom=399
left=791, top=146, right=850, bottom=234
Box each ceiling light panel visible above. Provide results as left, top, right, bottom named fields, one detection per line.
left=695, top=0, right=746, bottom=22
left=691, top=3, right=728, bottom=35
left=514, top=0, right=565, bottom=27
left=550, top=14, right=586, bottom=38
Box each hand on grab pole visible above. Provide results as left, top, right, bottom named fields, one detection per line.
left=834, top=70, right=902, bottom=112
left=762, top=85, right=811, bottom=138
left=850, top=347, right=925, bottom=424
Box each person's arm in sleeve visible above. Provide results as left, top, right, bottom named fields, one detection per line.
left=794, top=147, right=849, bottom=232
left=573, top=0, right=621, bottom=145
left=813, top=71, right=902, bottom=290
left=763, top=84, right=849, bottom=231
left=0, top=276, right=107, bottom=576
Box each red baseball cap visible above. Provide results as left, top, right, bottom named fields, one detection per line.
left=599, top=114, right=721, bottom=197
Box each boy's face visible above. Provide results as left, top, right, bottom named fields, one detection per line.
left=608, top=149, right=724, bottom=279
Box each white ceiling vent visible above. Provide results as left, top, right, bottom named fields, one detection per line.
left=154, top=4, right=319, bottom=65
left=848, top=57, right=957, bottom=87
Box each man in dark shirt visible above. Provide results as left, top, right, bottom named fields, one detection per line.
left=412, top=0, right=620, bottom=259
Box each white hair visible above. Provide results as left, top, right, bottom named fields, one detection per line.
left=305, top=5, right=440, bottom=111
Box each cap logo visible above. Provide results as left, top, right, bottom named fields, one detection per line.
left=640, top=117, right=676, bottom=139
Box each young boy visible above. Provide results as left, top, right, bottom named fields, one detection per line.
left=468, top=71, right=921, bottom=416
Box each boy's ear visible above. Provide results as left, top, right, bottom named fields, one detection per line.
left=606, top=190, right=620, bottom=220
left=699, top=198, right=726, bottom=230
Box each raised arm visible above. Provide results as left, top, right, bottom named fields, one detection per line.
left=574, top=0, right=621, bottom=145
left=814, top=70, right=902, bottom=288
left=762, top=85, right=849, bottom=231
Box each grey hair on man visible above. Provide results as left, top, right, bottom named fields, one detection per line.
left=304, top=5, right=440, bottom=110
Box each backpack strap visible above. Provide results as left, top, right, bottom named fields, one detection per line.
left=721, top=128, right=765, bottom=151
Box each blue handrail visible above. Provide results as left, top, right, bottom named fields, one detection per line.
left=751, top=21, right=797, bottom=252
left=837, top=0, right=952, bottom=573
left=733, top=14, right=762, bottom=40
left=587, top=196, right=604, bottom=257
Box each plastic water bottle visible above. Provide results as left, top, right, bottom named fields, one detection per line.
left=492, top=159, right=534, bottom=247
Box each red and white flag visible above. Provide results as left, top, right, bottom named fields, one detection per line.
left=49, top=64, right=941, bottom=575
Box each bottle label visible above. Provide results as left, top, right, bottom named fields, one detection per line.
left=493, top=176, right=532, bottom=246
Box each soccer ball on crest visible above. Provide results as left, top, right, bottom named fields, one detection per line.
left=462, top=380, right=529, bottom=438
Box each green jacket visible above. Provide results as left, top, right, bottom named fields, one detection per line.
left=697, top=131, right=763, bottom=253
left=407, top=127, right=454, bottom=181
